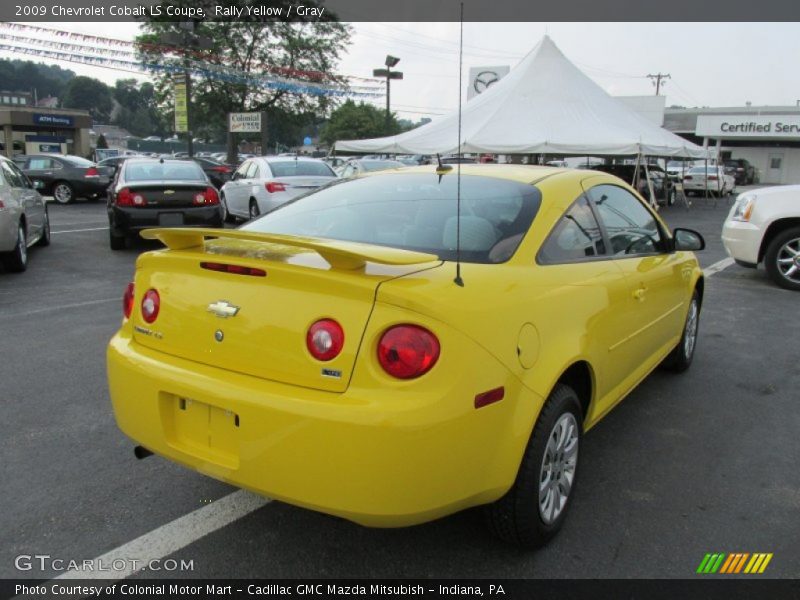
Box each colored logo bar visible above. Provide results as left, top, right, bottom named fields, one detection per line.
left=696, top=553, right=773, bottom=574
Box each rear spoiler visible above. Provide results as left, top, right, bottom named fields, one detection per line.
left=140, top=228, right=439, bottom=270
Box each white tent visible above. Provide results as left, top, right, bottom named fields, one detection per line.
left=335, top=36, right=709, bottom=159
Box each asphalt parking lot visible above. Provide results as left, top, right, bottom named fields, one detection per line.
left=1, top=188, right=798, bottom=580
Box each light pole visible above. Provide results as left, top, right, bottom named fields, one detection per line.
left=373, top=55, right=403, bottom=133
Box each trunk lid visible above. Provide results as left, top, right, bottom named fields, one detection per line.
left=123, top=183, right=210, bottom=208
left=272, top=176, right=337, bottom=200
left=131, top=229, right=440, bottom=393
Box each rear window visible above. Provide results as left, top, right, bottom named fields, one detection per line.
left=242, top=173, right=541, bottom=264
left=60, top=155, right=95, bottom=168
left=361, top=160, right=403, bottom=172
left=267, top=161, right=335, bottom=178
left=124, top=161, right=206, bottom=181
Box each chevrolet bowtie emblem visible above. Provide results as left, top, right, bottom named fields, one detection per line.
left=207, top=300, right=240, bottom=318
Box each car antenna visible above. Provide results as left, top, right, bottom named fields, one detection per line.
left=453, top=2, right=465, bottom=287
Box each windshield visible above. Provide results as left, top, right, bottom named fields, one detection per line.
left=267, top=161, right=335, bottom=177
left=242, top=173, right=542, bottom=264
left=124, top=161, right=206, bottom=181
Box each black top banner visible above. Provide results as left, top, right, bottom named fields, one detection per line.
left=4, top=579, right=800, bottom=600
left=3, top=0, right=800, bottom=22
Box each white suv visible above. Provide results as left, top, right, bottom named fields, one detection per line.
left=722, top=186, right=800, bottom=290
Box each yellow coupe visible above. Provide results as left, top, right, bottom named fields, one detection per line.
left=108, top=165, right=705, bottom=547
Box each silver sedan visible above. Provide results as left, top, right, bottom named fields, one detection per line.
left=0, top=156, right=50, bottom=273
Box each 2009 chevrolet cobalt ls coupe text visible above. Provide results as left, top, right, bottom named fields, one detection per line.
left=108, top=165, right=705, bottom=547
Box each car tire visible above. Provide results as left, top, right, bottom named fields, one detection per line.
left=36, top=208, right=51, bottom=247
left=52, top=182, right=75, bottom=204
left=764, top=226, right=800, bottom=291
left=663, top=290, right=700, bottom=372
left=221, top=194, right=236, bottom=224
left=2, top=222, right=28, bottom=273
left=484, top=383, right=582, bottom=548
left=109, top=227, right=127, bottom=251
left=667, top=187, right=677, bottom=206
left=249, top=199, right=260, bottom=220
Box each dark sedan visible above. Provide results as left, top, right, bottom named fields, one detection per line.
left=107, top=158, right=223, bottom=250
left=18, top=154, right=111, bottom=204
left=185, top=157, right=234, bottom=189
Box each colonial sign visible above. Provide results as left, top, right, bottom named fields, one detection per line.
left=229, top=112, right=262, bottom=133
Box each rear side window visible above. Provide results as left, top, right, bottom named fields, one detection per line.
left=588, top=184, right=664, bottom=256
left=243, top=173, right=541, bottom=264
left=124, top=161, right=206, bottom=182
left=267, top=161, right=335, bottom=178
left=539, top=196, right=605, bottom=263
left=1, top=160, right=25, bottom=188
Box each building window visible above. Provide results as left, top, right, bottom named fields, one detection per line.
left=19, top=98, right=26, bottom=105
left=1, top=96, right=8, bottom=104
left=770, top=158, right=782, bottom=169
left=11, top=97, right=18, bottom=104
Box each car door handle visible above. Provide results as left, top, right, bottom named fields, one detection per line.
left=633, top=286, right=647, bottom=301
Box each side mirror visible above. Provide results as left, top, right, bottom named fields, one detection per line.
left=673, top=228, right=705, bottom=252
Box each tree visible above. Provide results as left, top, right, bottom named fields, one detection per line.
left=137, top=4, right=352, bottom=146
left=62, top=76, right=113, bottom=122
left=320, top=100, right=400, bottom=145
left=96, top=134, right=108, bottom=149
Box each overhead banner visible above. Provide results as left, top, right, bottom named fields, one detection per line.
left=229, top=112, right=262, bottom=133
left=174, top=76, right=188, bottom=133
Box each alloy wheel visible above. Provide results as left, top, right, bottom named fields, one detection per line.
left=54, top=184, right=73, bottom=204
left=776, top=236, right=800, bottom=284
left=538, top=412, right=579, bottom=525
left=683, top=297, right=699, bottom=359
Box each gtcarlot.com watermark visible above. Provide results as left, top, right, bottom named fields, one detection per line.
left=14, top=554, right=195, bottom=573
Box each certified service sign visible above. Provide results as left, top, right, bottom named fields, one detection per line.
left=229, top=112, right=262, bottom=133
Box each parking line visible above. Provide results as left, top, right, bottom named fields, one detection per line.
left=51, top=227, right=110, bottom=234
left=703, top=257, right=735, bottom=278
left=0, top=297, right=118, bottom=319
left=55, top=490, right=270, bottom=580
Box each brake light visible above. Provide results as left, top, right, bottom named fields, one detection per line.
left=306, top=319, right=344, bottom=361
left=377, top=325, right=440, bottom=379
left=116, top=188, right=146, bottom=207
left=708, top=176, right=718, bottom=181
left=85, top=167, right=99, bottom=178
left=194, top=187, right=219, bottom=205
left=683, top=176, right=692, bottom=180
left=210, top=165, right=231, bottom=173
left=123, top=282, right=134, bottom=319
left=265, top=181, right=287, bottom=193
left=200, top=262, right=266, bottom=277
left=141, top=289, right=160, bottom=323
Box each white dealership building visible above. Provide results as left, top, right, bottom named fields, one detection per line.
left=664, top=105, right=800, bottom=184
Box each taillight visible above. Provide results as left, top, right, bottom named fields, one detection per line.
left=377, top=325, right=440, bottom=379
left=306, top=319, right=344, bottom=361
left=708, top=176, right=718, bottom=181
left=141, top=289, right=160, bottom=323
left=116, top=188, right=146, bottom=207
left=194, top=187, right=219, bottom=205
left=265, top=181, right=287, bottom=193
left=210, top=165, right=231, bottom=173
left=123, top=282, right=134, bottom=319
left=85, top=167, right=99, bottom=178
left=684, top=176, right=692, bottom=180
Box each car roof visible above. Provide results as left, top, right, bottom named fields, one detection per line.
left=262, top=156, right=327, bottom=163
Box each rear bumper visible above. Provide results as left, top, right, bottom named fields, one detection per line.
left=110, top=205, right=223, bottom=232
left=722, top=220, right=762, bottom=264
left=107, top=330, right=540, bottom=527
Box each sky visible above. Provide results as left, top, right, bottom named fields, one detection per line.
left=7, top=21, right=800, bottom=120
